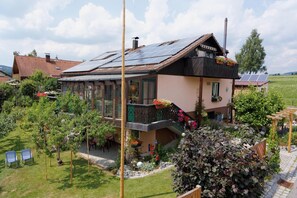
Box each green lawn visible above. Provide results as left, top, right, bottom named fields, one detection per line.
left=0, top=126, right=176, bottom=198
left=269, top=75, right=297, bottom=106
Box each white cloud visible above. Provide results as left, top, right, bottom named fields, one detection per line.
left=51, top=3, right=121, bottom=40
left=1, top=0, right=297, bottom=74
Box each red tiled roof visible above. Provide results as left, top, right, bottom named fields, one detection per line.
left=13, top=55, right=81, bottom=78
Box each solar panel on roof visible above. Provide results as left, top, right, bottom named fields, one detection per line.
left=257, top=74, right=268, bottom=82
left=249, top=75, right=259, bottom=81
left=65, top=35, right=200, bottom=72
left=240, top=74, right=250, bottom=81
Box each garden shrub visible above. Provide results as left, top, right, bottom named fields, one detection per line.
left=20, top=79, right=37, bottom=97
left=0, top=83, right=14, bottom=108
left=0, top=113, right=16, bottom=138
left=172, top=127, right=270, bottom=197
left=234, top=87, right=284, bottom=132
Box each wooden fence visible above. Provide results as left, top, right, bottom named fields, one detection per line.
left=251, top=138, right=266, bottom=159
left=177, top=185, right=201, bottom=198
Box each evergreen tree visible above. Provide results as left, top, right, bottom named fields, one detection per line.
left=236, top=29, right=266, bottom=74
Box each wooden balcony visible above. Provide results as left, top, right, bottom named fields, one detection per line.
left=184, top=57, right=239, bottom=79
left=125, top=103, right=196, bottom=132
left=126, top=104, right=174, bottom=131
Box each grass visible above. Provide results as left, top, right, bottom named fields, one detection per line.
left=0, top=126, right=176, bottom=198
left=269, top=75, right=297, bottom=106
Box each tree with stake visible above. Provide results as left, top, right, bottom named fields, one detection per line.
left=236, top=29, right=266, bottom=74
left=76, top=110, right=116, bottom=173
left=25, top=97, right=56, bottom=180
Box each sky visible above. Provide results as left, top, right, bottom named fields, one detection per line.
left=0, top=0, right=296, bottom=74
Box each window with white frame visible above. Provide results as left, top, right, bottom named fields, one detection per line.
left=211, top=82, right=220, bottom=101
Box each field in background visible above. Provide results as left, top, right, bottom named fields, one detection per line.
left=269, top=75, right=297, bottom=107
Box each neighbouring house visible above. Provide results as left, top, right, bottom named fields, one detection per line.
left=12, top=54, right=81, bottom=80
left=235, top=74, right=268, bottom=94
left=0, top=70, right=11, bottom=83
left=60, top=33, right=239, bottom=154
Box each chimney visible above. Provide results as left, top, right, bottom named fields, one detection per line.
left=223, top=18, right=228, bottom=57
left=132, top=37, right=139, bottom=50
left=45, top=53, right=50, bottom=62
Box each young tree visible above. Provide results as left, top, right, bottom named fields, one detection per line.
left=236, top=29, right=266, bottom=74
left=24, top=97, right=56, bottom=180
left=76, top=110, right=116, bottom=173
left=28, top=49, right=37, bottom=57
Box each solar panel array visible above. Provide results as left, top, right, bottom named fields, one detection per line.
left=64, top=36, right=201, bottom=73
left=237, top=74, right=268, bottom=82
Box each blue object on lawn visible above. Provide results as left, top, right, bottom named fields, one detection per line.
left=5, top=151, right=19, bottom=168
left=21, top=149, right=34, bottom=164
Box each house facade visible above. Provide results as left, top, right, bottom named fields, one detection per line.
left=12, top=54, right=81, bottom=80
left=60, top=34, right=239, bottom=153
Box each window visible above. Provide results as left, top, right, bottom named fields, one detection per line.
left=94, top=84, right=103, bottom=113
left=211, top=82, right=220, bottom=102
left=115, top=84, right=121, bottom=118
left=104, top=84, right=113, bottom=117
left=142, top=79, right=156, bottom=104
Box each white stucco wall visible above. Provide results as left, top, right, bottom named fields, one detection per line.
left=202, top=78, right=233, bottom=109
left=157, top=75, right=200, bottom=112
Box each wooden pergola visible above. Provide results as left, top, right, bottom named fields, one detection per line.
left=267, top=107, right=297, bottom=153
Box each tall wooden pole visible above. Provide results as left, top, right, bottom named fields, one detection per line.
left=288, top=113, right=293, bottom=153
left=120, top=0, right=126, bottom=197
left=87, top=129, right=90, bottom=173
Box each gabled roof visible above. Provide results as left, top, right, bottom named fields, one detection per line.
left=63, top=33, right=224, bottom=75
left=235, top=74, right=268, bottom=86
left=0, top=65, right=12, bottom=76
left=13, top=55, right=81, bottom=78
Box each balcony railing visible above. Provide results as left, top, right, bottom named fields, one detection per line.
left=126, top=103, right=196, bottom=132
left=127, top=104, right=173, bottom=124
left=184, top=57, right=239, bottom=79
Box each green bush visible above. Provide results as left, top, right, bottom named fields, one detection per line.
left=20, top=79, right=37, bottom=97
left=0, top=113, right=16, bottom=138
left=172, top=128, right=270, bottom=197
left=234, top=87, right=284, bottom=132
left=0, top=83, right=14, bottom=108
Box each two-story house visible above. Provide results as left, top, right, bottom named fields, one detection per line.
left=60, top=33, right=239, bottom=153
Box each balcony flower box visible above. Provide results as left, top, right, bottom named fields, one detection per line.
left=212, top=96, right=222, bottom=102
left=215, top=56, right=237, bottom=66
left=153, top=99, right=172, bottom=109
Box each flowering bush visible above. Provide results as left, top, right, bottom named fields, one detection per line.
left=153, top=99, right=172, bottom=108
left=177, top=110, right=197, bottom=131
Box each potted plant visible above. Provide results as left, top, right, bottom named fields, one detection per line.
left=212, top=96, right=222, bottom=102
left=215, top=56, right=225, bottom=64
left=226, top=58, right=236, bottom=66
left=130, top=139, right=142, bottom=148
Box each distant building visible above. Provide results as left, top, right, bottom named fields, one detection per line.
left=235, top=74, right=268, bottom=94
left=12, top=54, right=81, bottom=80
